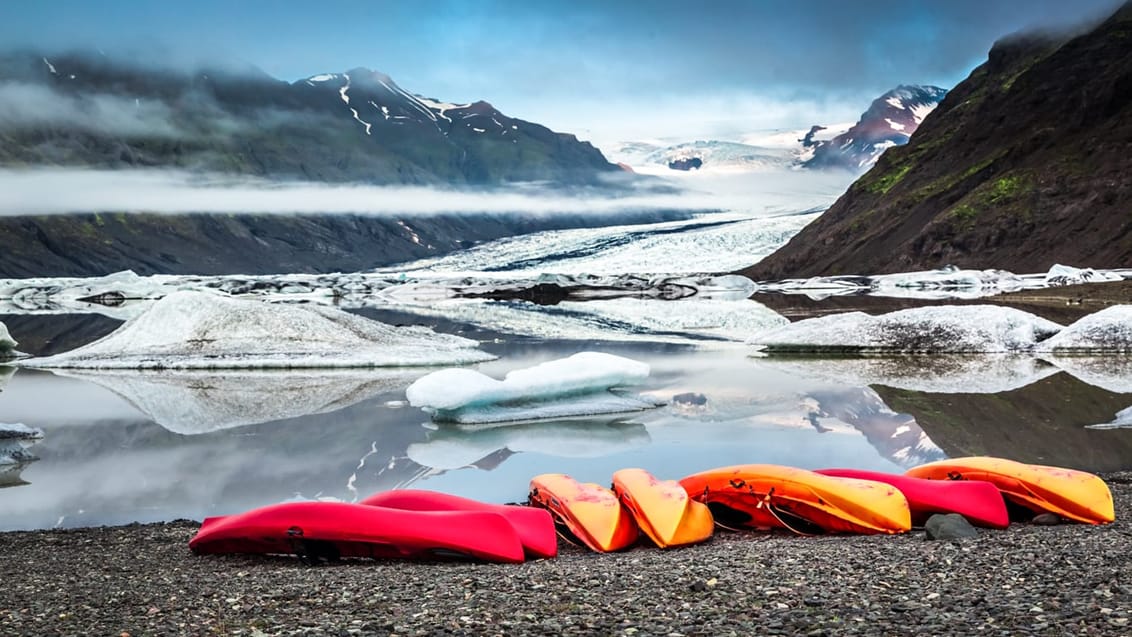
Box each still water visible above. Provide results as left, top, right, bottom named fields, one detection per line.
left=3, top=331, right=1131, bottom=532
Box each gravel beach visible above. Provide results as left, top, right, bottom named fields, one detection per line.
left=1, top=473, right=1129, bottom=636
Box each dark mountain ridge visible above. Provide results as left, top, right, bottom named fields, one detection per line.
left=742, top=2, right=1132, bottom=280
left=0, top=50, right=617, bottom=185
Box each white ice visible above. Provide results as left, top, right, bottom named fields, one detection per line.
left=750, top=305, right=1064, bottom=354
left=19, top=290, right=494, bottom=369
left=406, top=352, right=661, bottom=424
left=1035, top=305, right=1132, bottom=353
left=0, top=321, right=16, bottom=357
left=1085, top=406, right=1132, bottom=430
left=0, top=422, right=44, bottom=440
left=56, top=369, right=421, bottom=434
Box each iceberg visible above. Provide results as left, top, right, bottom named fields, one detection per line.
left=17, top=290, right=494, bottom=369
left=1, top=423, right=44, bottom=470
left=1085, top=406, right=1132, bottom=430
left=1034, top=305, right=1132, bottom=353
left=0, top=321, right=16, bottom=360
left=749, top=305, right=1063, bottom=354
left=55, top=369, right=421, bottom=434
left=406, top=352, right=663, bottom=424
left=406, top=418, right=651, bottom=470
left=753, top=355, right=1060, bottom=394
left=1045, top=264, right=1127, bottom=286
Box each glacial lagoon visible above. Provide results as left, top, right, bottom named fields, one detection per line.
left=3, top=329, right=1132, bottom=532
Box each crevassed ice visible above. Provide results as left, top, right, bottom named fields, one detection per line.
left=749, top=305, right=1064, bottom=354
left=18, top=290, right=494, bottom=370
left=406, top=352, right=661, bottom=424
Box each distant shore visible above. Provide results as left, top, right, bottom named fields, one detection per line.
left=1, top=473, right=1129, bottom=636
left=757, top=280, right=1132, bottom=324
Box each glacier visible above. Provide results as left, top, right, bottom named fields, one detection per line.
left=406, top=352, right=663, bottom=424
left=18, top=290, right=494, bottom=370
left=749, top=305, right=1064, bottom=354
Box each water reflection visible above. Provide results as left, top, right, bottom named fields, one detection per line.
left=407, top=418, right=650, bottom=470
left=1, top=347, right=1129, bottom=531
left=56, top=368, right=426, bottom=434
left=754, top=355, right=1059, bottom=394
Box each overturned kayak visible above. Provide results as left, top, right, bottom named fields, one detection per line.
left=905, top=457, right=1115, bottom=525
left=529, top=473, right=639, bottom=552
left=679, top=464, right=912, bottom=535
left=612, top=468, right=714, bottom=549
left=189, top=501, right=526, bottom=563
left=360, top=489, right=557, bottom=559
left=816, top=468, right=1009, bottom=529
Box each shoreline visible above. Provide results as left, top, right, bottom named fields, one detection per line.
left=2, top=473, right=1129, bottom=636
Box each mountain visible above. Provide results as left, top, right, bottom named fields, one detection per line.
left=0, top=51, right=616, bottom=185
left=742, top=2, right=1132, bottom=280
left=801, top=85, right=948, bottom=171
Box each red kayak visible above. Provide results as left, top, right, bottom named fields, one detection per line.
left=816, top=468, right=1009, bottom=529
left=189, top=501, right=526, bottom=564
left=360, top=490, right=558, bottom=559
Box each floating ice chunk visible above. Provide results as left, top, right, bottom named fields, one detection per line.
left=406, top=352, right=661, bottom=424
left=0, top=423, right=44, bottom=440
left=1034, top=305, right=1132, bottom=353
left=0, top=321, right=15, bottom=358
left=1085, top=406, right=1132, bottom=430
left=19, top=290, right=494, bottom=369
left=1, top=423, right=43, bottom=468
left=1046, top=264, right=1125, bottom=286
left=750, top=306, right=1063, bottom=354
left=753, top=355, right=1060, bottom=394
left=407, top=418, right=650, bottom=470
left=56, top=369, right=420, bottom=434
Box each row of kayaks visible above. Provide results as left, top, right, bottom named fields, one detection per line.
left=189, top=456, right=1116, bottom=563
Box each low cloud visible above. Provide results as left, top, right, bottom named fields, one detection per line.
left=0, top=81, right=183, bottom=138
left=0, top=167, right=855, bottom=218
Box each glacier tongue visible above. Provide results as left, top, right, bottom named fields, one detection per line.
left=406, top=352, right=663, bottom=424
left=17, top=290, right=494, bottom=370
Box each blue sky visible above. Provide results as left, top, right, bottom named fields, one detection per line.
left=2, top=0, right=1123, bottom=143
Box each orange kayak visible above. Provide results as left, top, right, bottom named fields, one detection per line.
left=905, top=457, right=1114, bottom=525
left=679, top=464, right=912, bottom=535
left=528, top=473, right=638, bottom=552
left=611, top=468, right=713, bottom=548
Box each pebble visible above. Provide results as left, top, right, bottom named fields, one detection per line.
left=0, top=473, right=1128, bottom=636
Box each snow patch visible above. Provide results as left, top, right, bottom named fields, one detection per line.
left=910, top=102, right=937, bottom=125
left=42, top=57, right=57, bottom=75
left=885, top=96, right=904, bottom=109
left=19, top=290, right=493, bottom=369
left=406, top=352, right=662, bottom=424
left=308, top=74, right=336, bottom=82
left=885, top=118, right=906, bottom=132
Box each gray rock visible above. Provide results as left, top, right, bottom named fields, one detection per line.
left=1032, top=513, right=1063, bottom=526
left=924, top=513, right=979, bottom=540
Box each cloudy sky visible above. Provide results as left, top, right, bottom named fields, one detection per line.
left=1, top=0, right=1123, bottom=143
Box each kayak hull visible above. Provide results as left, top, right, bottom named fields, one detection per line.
left=529, top=473, right=639, bottom=552
left=679, top=464, right=911, bottom=535
left=612, top=468, right=713, bottom=548
left=360, top=489, right=557, bottom=559
left=905, top=457, right=1114, bottom=525
left=817, top=468, right=1009, bottom=529
left=189, top=501, right=526, bottom=563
